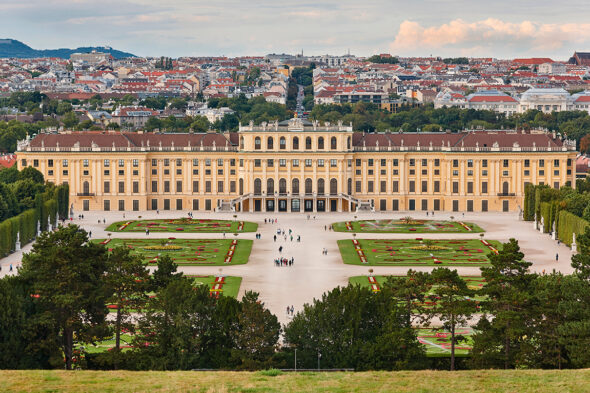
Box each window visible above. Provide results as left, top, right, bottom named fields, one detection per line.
left=524, top=159, right=530, bottom=167
left=292, top=159, right=299, bottom=167
left=393, top=159, right=399, bottom=166
left=255, top=137, right=261, bottom=150
left=306, top=137, right=312, bottom=150
left=230, top=181, right=236, bottom=193
left=152, top=159, right=157, bottom=166
left=434, top=181, right=440, bottom=192
left=151, top=181, right=157, bottom=192
left=176, top=169, right=182, bottom=175
left=331, top=136, right=337, bottom=150
left=482, top=182, right=488, bottom=193
left=279, top=159, right=286, bottom=167
left=103, top=159, right=109, bottom=167
left=368, top=159, right=374, bottom=167
left=482, top=159, right=488, bottom=168
left=422, top=169, right=428, bottom=175
left=104, top=181, right=111, bottom=193
left=133, top=200, right=139, bottom=211
left=539, top=159, right=545, bottom=167
left=267, top=179, right=274, bottom=194
left=164, top=181, right=170, bottom=193
left=539, top=170, right=545, bottom=176
left=409, top=159, right=415, bottom=167
left=133, top=159, right=139, bottom=167
left=467, top=182, right=473, bottom=194
left=453, top=170, right=459, bottom=176
left=330, top=159, right=337, bottom=167
left=452, top=182, right=459, bottom=193
left=192, top=180, right=199, bottom=192
left=254, top=179, right=262, bottom=194
left=48, top=159, right=54, bottom=167
left=367, top=181, right=373, bottom=193
left=421, top=199, right=428, bottom=211
left=482, top=170, right=488, bottom=176
left=554, top=159, right=560, bottom=167
left=467, top=170, right=473, bottom=176
left=205, top=199, right=211, bottom=211
left=305, top=159, right=312, bottom=167
left=434, top=159, right=440, bottom=166
left=293, top=137, right=299, bottom=150
left=118, top=170, right=124, bottom=176
left=554, top=170, right=559, bottom=176
left=118, top=200, right=125, bottom=211
left=151, top=199, right=157, bottom=210
left=218, top=181, right=224, bottom=193
left=104, top=200, right=110, bottom=211
left=164, top=199, right=170, bottom=210
left=48, top=170, right=53, bottom=176
left=502, top=170, right=509, bottom=176
left=452, top=159, right=458, bottom=167
left=421, top=159, right=427, bottom=166
left=133, top=181, right=139, bottom=193
left=502, top=182, right=509, bottom=194
left=205, top=159, right=211, bottom=166
left=467, top=159, right=473, bottom=168
left=267, top=159, right=274, bottom=167
left=380, top=181, right=386, bottom=193
left=176, top=181, right=182, bottom=192
left=280, top=137, right=286, bottom=150
left=267, top=137, right=273, bottom=149
left=217, top=159, right=223, bottom=167
left=392, top=199, right=399, bottom=211
left=318, top=179, right=325, bottom=194
left=119, top=159, right=125, bottom=167
left=193, top=159, right=199, bottom=166
left=254, top=159, right=261, bottom=167
left=392, top=181, right=399, bottom=192
left=355, top=180, right=361, bottom=193
left=164, top=159, right=169, bottom=166
left=83, top=159, right=89, bottom=167
left=318, top=159, right=324, bottom=167
left=193, top=199, right=199, bottom=210
left=409, top=181, right=415, bottom=193
left=421, top=181, right=427, bottom=193
left=524, top=170, right=530, bottom=176
left=318, top=137, right=324, bottom=150
left=205, top=181, right=211, bottom=193
left=503, top=159, right=509, bottom=167
left=61, top=159, right=69, bottom=167
left=292, top=178, right=300, bottom=194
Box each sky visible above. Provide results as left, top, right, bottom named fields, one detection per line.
left=1, top=0, right=589, bottom=59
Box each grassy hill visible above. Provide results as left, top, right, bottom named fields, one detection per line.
left=0, top=39, right=135, bottom=59
left=1, top=369, right=589, bottom=392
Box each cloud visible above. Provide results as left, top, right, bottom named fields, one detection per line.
left=390, top=18, right=590, bottom=57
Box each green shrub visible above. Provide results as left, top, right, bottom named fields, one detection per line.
left=558, top=210, right=590, bottom=246
left=258, top=368, right=283, bottom=377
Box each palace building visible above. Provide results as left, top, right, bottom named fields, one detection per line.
left=16, top=117, right=577, bottom=214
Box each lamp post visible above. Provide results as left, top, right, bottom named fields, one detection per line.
left=317, top=352, right=321, bottom=371
left=294, top=348, right=297, bottom=372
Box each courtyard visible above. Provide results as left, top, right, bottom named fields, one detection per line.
left=0, top=211, right=575, bottom=325
left=332, top=219, right=484, bottom=233
left=106, top=218, right=258, bottom=233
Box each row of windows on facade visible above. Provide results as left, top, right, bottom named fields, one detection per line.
left=251, top=136, right=350, bottom=150
left=92, top=199, right=214, bottom=212
left=83, top=180, right=239, bottom=195
left=26, top=157, right=571, bottom=170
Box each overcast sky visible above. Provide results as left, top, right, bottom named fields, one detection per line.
left=2, top=0, right=589, bottom=59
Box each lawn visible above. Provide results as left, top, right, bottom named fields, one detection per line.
left=2, top=370, right=590, bottom=393
left=95, top=238, right=252, bottom=266
left=338, top=238, right=501, bottom=266
left=187, top=275, right=242, bottom=299
left=106, top=218, right=258, bottom=233
left=416, top=327, right=474, bottom=357
left=332, top=219, right=484, bottom=233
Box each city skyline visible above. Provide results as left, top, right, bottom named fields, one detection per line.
left=1, top=0, right=590, bottom=59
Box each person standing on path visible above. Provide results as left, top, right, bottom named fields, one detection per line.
left=556, top=253, right=559, bottom=262
left=274, top=235, right=277, bottom=242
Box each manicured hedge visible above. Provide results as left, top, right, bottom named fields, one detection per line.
left=523, top=183, right=536, bottom=221
left=0, top=184, right=68, bottom=256
left=557, top=210, right=590, bottom=246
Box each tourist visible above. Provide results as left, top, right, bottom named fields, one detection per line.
left=286, top=306, right=290, bottom=315
left=324, top=225, right=327, bottom=231
left=264, top=219, right=267, bottom=224
left=157, top=210, right=159, bottom=215
left=98, top=219, right=101, bottom=224
left=146, top=229, right=149, bottom=235
left=9, top=264, right=13, bottom=272
left=279, top=246, right=283, bottom=253
left=297, top=235, right=301, bottom=242
left=426, top=212, right=429, bottom=217
left=223, top=232, right=226, bottom=238
left=290, top=305, right=294, bottom=315
left=290, top=235, right=293, bottom=242
left=556, top=253, right=559, bottom=262
left=274, top=235, right=277, bottom=242
left=88, top=231, right=92, bottom=238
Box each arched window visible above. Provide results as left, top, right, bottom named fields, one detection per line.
left=255, top=137, right=261, bottom=150
left=347, top=136, right=351, bottom=150
left=330, top=178, right=338, bottom=195
left=318, top=137, right=324, bottom=150
left=331, top=136, right=337, bottom=150
left=280, top=136, right=286, bottom=150
left=306, top=137, right=312, bottom=150
left=83, top=181, right=90, bottom=194
left=317, top=178, right=325, bottom=195
left=292, top=178, right=300, bottom=194
left=279, top=178, right=287, bottom=194
left=239, top=178, right=244, bottom=195
left=254, top=178, right=261, bottom=195
left=503, top=181, right=509, bottom=194
left=305, top=178, right=313, bottom=194
left=347, top=178, right=352, bottom=194
left=267, top=178, right=275, bottom=195
left=267, top=136, right=274, bottom=150
left=293, top=136, right=299, bottom=150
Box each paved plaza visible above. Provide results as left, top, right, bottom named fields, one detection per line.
left=0, top=210, right=574, bottom=324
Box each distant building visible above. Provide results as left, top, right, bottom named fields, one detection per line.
left=568, top=52, right=590, bottom=66
left=519, top=88, right=571, bottom=113
left=70, top=50, right=112, bottom=64
left=538, top=62, right=567, bottom=75
left=112, top=106, right=158, bottom=129
left=466, top=90, right=519, bottom=115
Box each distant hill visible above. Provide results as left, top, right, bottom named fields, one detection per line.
left=0, top=39, right=136, bottom=59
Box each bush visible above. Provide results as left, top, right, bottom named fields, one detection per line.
left=258, top=368, right=283, bottom=376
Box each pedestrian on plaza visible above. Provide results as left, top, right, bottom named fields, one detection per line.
left=223, top=232, right=226, bottom=238
left=426, top=212, right=429, bottom=217
left=324, top=225, right=327, bottom=231
left=291, top=305, right=294, bottom=315
left=123, top=213, right=125, bottom=219
left=556, top=253, right=559, bottom=262
left=290, top=235, right=293, bottom=242
left=265, top=219, right=267, bottom=224
left=297, top=235, right=301, bottom=242
left=98, top=219, right=101, bottom=224
left=88, top=231, right=92, bottom=238
left=146, top=229, right=149, bottom=235
left=274, top=235, right=277, bottom=242
left=157, top=210, right=159, bottom=215
left=9, top=264, right=13, bottom=272
left=287, top=306, right=290, bottom=315
left=279, top=246, right=283, bottom=253
left=103, top=218, right=106, bottom=224
left=289, top=229, right=292, bottom=235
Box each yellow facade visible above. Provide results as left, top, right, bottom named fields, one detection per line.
left=16, top=118, right=577, bottom=214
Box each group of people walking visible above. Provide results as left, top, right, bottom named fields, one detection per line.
left=275, top=257, right=295, bottom=267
